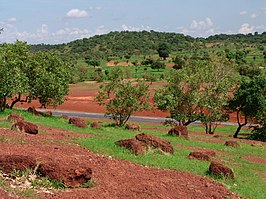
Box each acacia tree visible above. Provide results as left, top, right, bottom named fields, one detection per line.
left=96, top=78, right=150, bottom=126
left=154, top=61, right=207, bottom=126
left=227, top=73, right=266, bottom=138
left=199, top=57, right=236, bottom=134
left=154, top=56, right=236, bottom=134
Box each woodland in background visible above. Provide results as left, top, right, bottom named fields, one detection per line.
left=1, top=30, right=266, bottom=141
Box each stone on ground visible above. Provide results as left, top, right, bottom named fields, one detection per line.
left=0, top=155, right=37, bottom=173
left=188, top=151, right=213, bottom=161
left=225, top=141, right=240, bottom=147
left=115, top=139, right=148, bottom=155
left=136, top=133, right=174, bottom=154
left=69, top=117, right=88, bottom=128
left=209, top=161, right=234, bottom=179
left=11, top=121, right=38, bottom=135
left=125, top=124, right=140, bottom=131
left=168, top=126, right=188, bottom=138
left=90, top=122, right=101, bottom=129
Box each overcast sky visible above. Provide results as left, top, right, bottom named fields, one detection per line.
left=0, top=0, right=265, bottom=44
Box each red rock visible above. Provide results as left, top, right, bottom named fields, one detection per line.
left=60, top=114, right=69, bottom=120
left=11, top=121, right=38, bottom=135
left=44, top=111, right=53, bottom=116
left=125, top=124, right=140, bottom=131
left=189, top=152, right=210, bottom=161
left=0, top=155, right=37, bottom=173
left=213, top=135, right=223, bottom=138
left=115, top=139, right=148, bottom=155
left=168, top=126, right=188, bottom=138
left=91, top=122, right=101, bottom=129
left=209, top=161, right=234, bottom=179
left=225, top=141, right=240, bottom=147
left=27, top=107, right=42, bottom=117
left=69, top=117, right=87, bottom=128
left=37, top=161, right=92, bottom=188
left=189, top=152, right=214, bottom=161
left=136, top=133, right=174, bottom=154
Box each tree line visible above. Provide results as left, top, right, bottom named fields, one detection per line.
left=30, top=30, right=266, bottom=60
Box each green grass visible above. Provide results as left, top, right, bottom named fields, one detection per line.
left=0, top=109, right=265, bottom=198
left=77, top=125, right=266, bottom=199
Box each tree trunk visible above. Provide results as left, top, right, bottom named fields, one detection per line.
left=0, top=96, right=7, bottom=112
left=10, top=94, right=29, bottom=109
left=205, top=123, right=209, bottom=134
left=183, top=119, right=197, bottom=126
left=234, top=109, right=247, bottom=138
left=233, top=125, right=243, bottom=138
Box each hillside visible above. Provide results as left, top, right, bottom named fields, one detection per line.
left=30, top=30, right=266, bottom=60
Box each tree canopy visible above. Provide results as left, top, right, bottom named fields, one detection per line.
left=0, top=41, right=69, bottom=111
left=154, top=55, right=236, bottom=134
left=227, top=72, right=266, bottom=138
left=96, top=77, right=150, bottom=126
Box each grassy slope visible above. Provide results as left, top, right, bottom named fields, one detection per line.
left=0, top=109, right=265, bottom=198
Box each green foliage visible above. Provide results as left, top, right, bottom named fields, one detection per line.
left=151, top=60, right=165, bottom=71
left=238, top=63, right=262, bottom=78
left=28, top=51, right=70, bottom=107
left=141, top=58, right=154, bottom=66
left=199, top=57, right=236, bottom=134
left=154, top=56, right=236, bottom=132
left=249, top=126, right=266, bottom=142
left=173, top=55, right=186, bottom=70
left=154, top=65, right=204, bottom=126
left=85, top=58, right=100, bottom=68
left=143, top=72, right=157, bottom=84
left=0, top=41, right=30, bottom=111
left=0, top=41, right=69, bottom=110
left=92, top=68, right=104, bottom=82
left=96, top=79, right=150, bottom=125
left=227, top=72, right=266, bottom=138
left=157, top=42, right=170, bottom=60
left=106, top=67, right=132, bottom=80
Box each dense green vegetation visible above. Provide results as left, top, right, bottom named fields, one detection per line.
left=96, top=77, right=150, bottom=125
left=0, top=41, right=70, bottom=111
left=2, top=30, right=266, bottom=140
left=30, top=30, right=266, bottom=60
left=29, top=31, right=265, bottom=86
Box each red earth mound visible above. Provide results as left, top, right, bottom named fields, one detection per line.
left=135, top=133, right=174, bottom=154
left=115, top=138, right=148, bottom=155
left=209, top=162, right=234, bottom=179
left=189, top=151, right=215, bottom=161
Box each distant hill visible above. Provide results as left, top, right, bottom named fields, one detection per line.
left=30, top=30, right=266, bottom=60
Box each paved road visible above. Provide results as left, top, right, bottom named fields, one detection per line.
left=37, top=109, right=240, bottom=126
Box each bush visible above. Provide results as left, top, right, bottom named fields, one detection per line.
left=249, top=126, right=266, bottom=142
